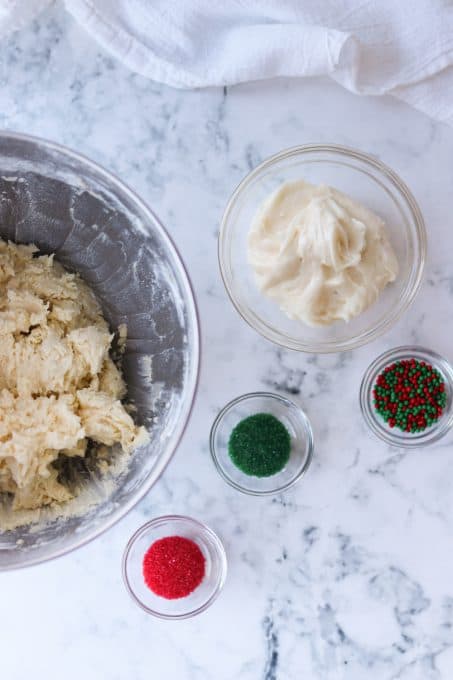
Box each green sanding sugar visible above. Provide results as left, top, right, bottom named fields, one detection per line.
left=228, top=413, right=291, bottom=477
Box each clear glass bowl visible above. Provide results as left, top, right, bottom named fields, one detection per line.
left=122, top=516, right=227, bottom=618
left=360, top=346, right=453, bottom=448
left=0, top=132, right=199, bottom=570
left=210, top=392, right=314, bottom=495
left=219, top=144, right=426, bottom=353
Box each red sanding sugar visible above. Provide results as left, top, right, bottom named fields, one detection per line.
left=143, top=535, right=206, bottom=599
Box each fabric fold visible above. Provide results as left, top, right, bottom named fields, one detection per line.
left=2, top=0, right=453, bottom=125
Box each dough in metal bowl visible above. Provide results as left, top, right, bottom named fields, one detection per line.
left=0, top=239, right=148, bottom=512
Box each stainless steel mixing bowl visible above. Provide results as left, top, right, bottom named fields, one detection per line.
left=0, top=132, right=199, bottom=569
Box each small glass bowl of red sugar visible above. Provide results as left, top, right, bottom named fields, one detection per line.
left=360, top=346, right=453, bottom=448
left=122, top=515, right=227, bottom=619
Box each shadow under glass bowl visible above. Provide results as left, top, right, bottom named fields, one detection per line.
left=0, top=131, right=200, bottom=570
left=219, top=144, right=426, bottom=353
left=360, top=346, right=453, bottom=448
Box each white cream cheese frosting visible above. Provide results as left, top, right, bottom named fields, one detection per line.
left=247, top=180, right=399, bottom=326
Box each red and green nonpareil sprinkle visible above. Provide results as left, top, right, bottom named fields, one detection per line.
left=373, top=359, right=446, bottom=433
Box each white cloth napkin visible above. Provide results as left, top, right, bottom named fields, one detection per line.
left=5, top=0, right=453, bottom=126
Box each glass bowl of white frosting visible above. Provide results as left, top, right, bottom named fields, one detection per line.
left=219, top=144, right=426, bottom=353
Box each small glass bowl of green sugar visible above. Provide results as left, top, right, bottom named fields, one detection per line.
left=210, top=392, right=314, bottom=495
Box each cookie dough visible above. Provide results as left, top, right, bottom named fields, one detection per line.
left=247, top=180, right=399, bottom=326
left=0, top=240, right=148, bottom=511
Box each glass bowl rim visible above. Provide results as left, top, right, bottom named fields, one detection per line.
left=359, top=345, right=453, bottom=448
left=122, top=515, right=227, bottom=619
left=0, top=130, right=201, bottom=571
left=218, top=143, right=427, bottom=354
left=209, top=391, right=314, bottom=496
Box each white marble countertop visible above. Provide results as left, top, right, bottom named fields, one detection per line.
left=2, top=5, right=453, bottom=680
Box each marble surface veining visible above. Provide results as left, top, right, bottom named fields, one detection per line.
left=1, top=5, right=453, bottom=680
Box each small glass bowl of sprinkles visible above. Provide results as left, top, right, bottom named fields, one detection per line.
left=360, top=346, right=453, bottom=448
left=122, top=516, right=227, bottom=619
left=210, top=392, right=314, bottom=495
